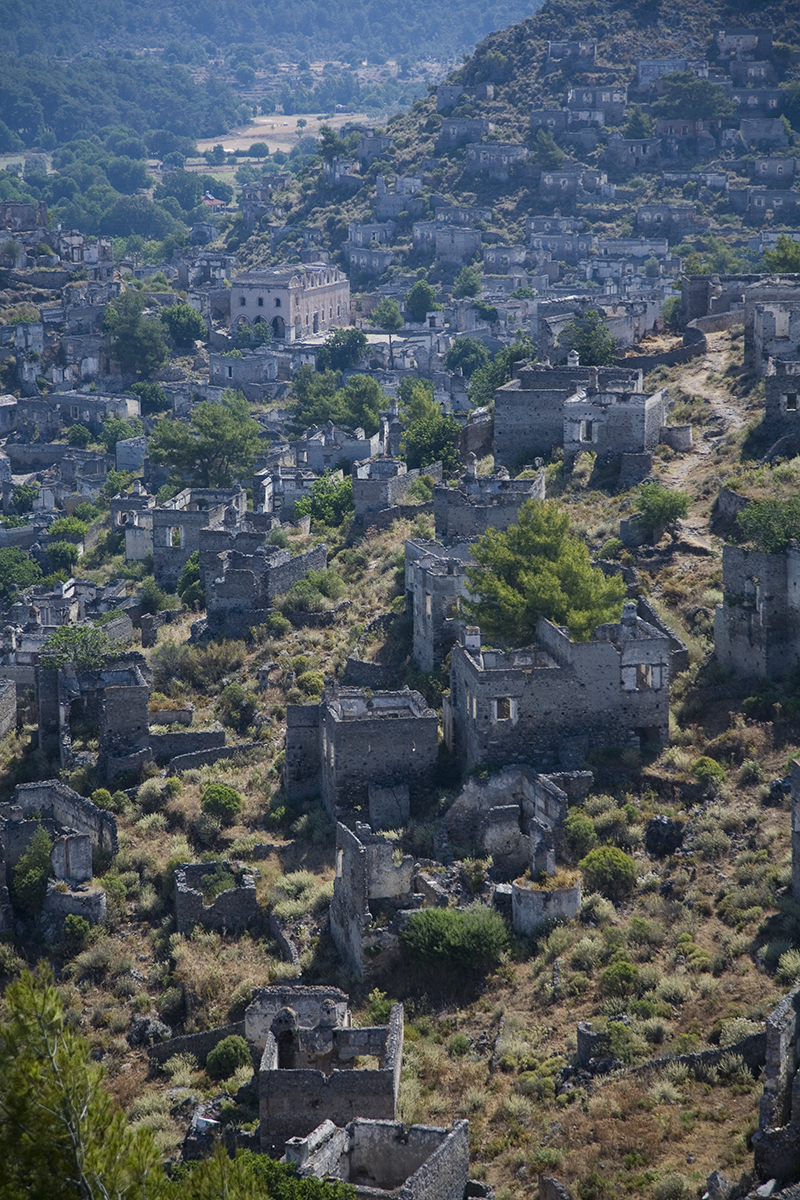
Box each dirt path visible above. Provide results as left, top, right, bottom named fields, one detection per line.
left=657, top=330, right=746, bottom=547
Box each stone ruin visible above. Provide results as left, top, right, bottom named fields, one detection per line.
left=243, top=984, right=403, bottom=1154
left=0, top=780, right=116, bottom=936
left=285, top=1116, right=471, bottom=1200
left=174, top=861, right=261, bottom=935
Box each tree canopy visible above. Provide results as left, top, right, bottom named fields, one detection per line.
left=443, top=336, right=490, bottom=378
left=464, top=499, right=626, bottom=644
left=736, top=495, right=800, bottom=554
left=289, top=368, right=385, bottom=437
left=294, top=472, right=354, bottom=526
left=315, top=327, right=368, bottom=372
left=557, top=309, right=617, bottom=367
left=40, top=625, right=113, bottom=671
left=103, top=289, right=169, bottom=378
left=0, top=546, right=42, bottom=599
left=148, top=390, right=261, bottom=487
left=399, top=380, right=460, bottom=474
left=764, top=233, right=800, bottom=274
left=160, top=302, right=206, bottom=346
left=453, top=266, right=482, bottom=299
left=624, top=104, right=654, bottom=139
left=651, top=72, right=736, bottom=120
left=405, top=279, right=440, bottom=323
left=468, top=336, right=536, bottom=408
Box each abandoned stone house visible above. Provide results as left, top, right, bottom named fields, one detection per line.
left=602, top=136, right=663, bottom=176
left=764, top=360, right=800, bottom=443
left=714, top=542, right=800, bottom=679
left=565, top=85, right=627, bottom=125
left=229, top=266, right=350, bottom=341
left=436, top=82, right=494, bottom=111
left=464, top=143, right=528, bottom=181
left=482, top=244, right=528, bottom=273
left=350, top=457, right=442, bottom=529
left=748, top=189, right=800, bottom=224
left=444, top=603, right=671, bottom=771
left=739, top=117, right=789, bottom=147
left=294, top=421, right=379, bottom=471
left=284, top=685, right=439, bottom=819
left=545, top=40, right=596, bottom=72
left=151, top=487, right=248, bottom=590
left=203, top=540, right=327, bottom=636
left=285, top=1116, right=470, bottom=1200
left=0, top=679, right=16, bottom=741
left=493, top=360, right=644, bottom=468
left=347, top=246, right=394, bottom=276
left=407, top=546, right=473, bottom=672
left=753, top=302, right=800, bottom=375
left=374, top=175, right=425, bottom=221
left=562, top=378, right=669, bottom=471
left=435, top=119, right=492, bottom=152
left=433, top=457, right=545, bottom=543
left=530, top=109, right=569, bottom=135
left=434, top=226, right=482, bottom=267
left=0, top=780, right=115, bottom=935
left=243, top=984, right=403, bottom=1154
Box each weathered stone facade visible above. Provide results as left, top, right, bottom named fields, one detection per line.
left=174, top=861, right=261, bottom=934
left=248, top=984, right=403, bottom=1154
left=152, top=488, right=248, bottom=590
left=286, top=1117, right=470, bottom=1200
left=445, top=604, right=671, bottom=771
left=230, top=266, right=350, bottom=342
left=715, top=543, right=800, bottom=679
left=284, top=686, right=439, bottom=817
left=433, top=458, right=545, bottom=542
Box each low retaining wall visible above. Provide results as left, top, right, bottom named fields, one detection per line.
left=716, top=486, right=751, bottom=519
left=354, top=500, right=434, bottom=532
left=689, top=311, right=743, bottom=334
left=147, top=1021, right=247, bottom=1066
left=149, top=730, right=225, bottom=764
left=170, top=740, right=263, bottom=772
left=614, top=324, right=707, bottom=371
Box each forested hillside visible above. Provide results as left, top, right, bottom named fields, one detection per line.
left=0, top=0, right=546, bottom=67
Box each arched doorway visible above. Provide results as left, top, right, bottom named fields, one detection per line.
left=312, top=312, right=319, bottom=334
left=272, top=315, right=286, bottom=339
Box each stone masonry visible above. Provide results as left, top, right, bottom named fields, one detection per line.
left=433, top=456, right=545, bottom=542
left=445, top=602, right=671, bottom=771
left=714, top=543, right=800, bottom=679
left=284, top=686, right=439, bottom=818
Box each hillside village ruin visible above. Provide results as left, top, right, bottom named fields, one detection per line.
left=4, top=8, right=800, bottom=1200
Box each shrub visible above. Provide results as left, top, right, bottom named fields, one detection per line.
left=297, top=670, right=325, bottom=697
left=267, top=612, right=291, bottom=636
left=598, top=959, right=639, bottom=998
left=565, top=810, right=598, bottom=859
left=62, top=913, right=92, bottom=955
left=228, top=981, right=256, bottom=1022
left=578, top=846, right=637, bottom=901
left=635, top=482, right=689, bottom=541
left=654, top=1175, right=690, bottom=1200
left=216, top=683, right=258, bottom=733
left=201, top=783, right=243, bottom=826
left=366, top=988, right=393, bottom=1023
left=90, top=788, right=114, bottom=810
left=136, top=778, right=163, bottom=814
left=691, top=756, right=727, bottom=786
left=399, top=904, right=508, bottom=979
left=206, top=1034, right=252, bottom=1080
left=777, top=948, right=800, bottom=986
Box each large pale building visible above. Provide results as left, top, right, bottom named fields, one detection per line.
left=230, top=265, right=350, bottom=341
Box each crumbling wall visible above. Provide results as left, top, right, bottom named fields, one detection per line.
left=714, top=544, right=800, bottom=678
left=284, top=704, right=322, bottom=801
left=13, top=781, right=117, bottom=855
left=349, top=1118, right=469, bottom=1200
left=245, top=985, right=350, bottom=1056
left=0, top=679, right=16, bottom=740
left=147, top=1021, right=247, bottom=1066
left=174, top=862, right=261, bottom=934
left=433, top=471, right=545, bottom=542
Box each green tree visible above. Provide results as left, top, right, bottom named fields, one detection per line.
left=464, top=499, right=626, bottom=644
left=148, top=390, right=261, bottom=487
left=160, top=303, right=206, bottom=346
left=129, top=381, right=170, bottom=414
left=400, top=904, right=508, bottom=981
left=369, top=297, right=403, bottom=368
left=0, top=968, right=167, bottom=1200
left=316, top=327, right=368, bottom=371
left=105, top=156, right=152, bottom=194
left=103, top=289, right=169, bottom=378
left=400, top=387, right=461, bottom=474
left=443, top=336, right=490, bottom=378
left=100, top=416, right=144, bottom=454
left=651, top=72, right=736, bottom=120
left=12, top=484, right=38, bottom=514
left=765, top=233, right=800, bottom=273
left=623, top=104, right=654, bottom=139
left=40, top=625, right=112, bottom=670
left=289, top=369, right=385, bottom=437
left=318, top=124, right=347, bottom=163
left=782, top=81, right=800, bottom=133
left=405, top=279, right=440, bottom=322
left=294, top=472, right=354, bottom=526
left=48, top=516, right=89, bottom=542
left=66, top=424, right=92, bottom=448
left=10, top=826, right=53, bottom=918
left=453, top=265, right=482, bottom=299
left=46, top=542, right=81, bottom=574
left=468, top=336, right=535, bottom=408
left=177, top=550, right=205, bottom=609
left=635, top=482, right=689, bottom=542
left=533, top=127, right=564, bottom=167
left=0, top=548, right=42, bottom=599
left=557, top=309, right=617, bottom=366
left=736, top=495, right=800, bottom=553
left=205, top=1034, right=251, bottom=1080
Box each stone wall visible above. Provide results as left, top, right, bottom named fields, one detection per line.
left=714, top=543, right=800, bottom=678
left=174, top=861, right=262, bottom=934
left=13, top=780, right=118, bottom=855
left=140, top=609, right=183, bottom=649
left=148, top=729, right=226, bottom=764
left=347, top=1118, right=469, bottom=1200
left=511, top=878, right=582, bottom=935
left=447, top=607, right=670, bottom=772
left=611, top=323, right=707, bottom=370
left=169, top=740, right=261, bottom=772
left=0, top=678, right=16, bottom=740
left=147, top=1021, right=247, bottom=1066
left=433, top=469, right=545, bottom=542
